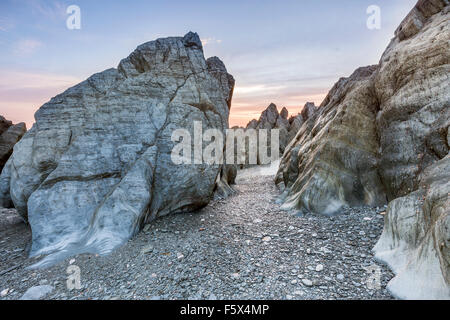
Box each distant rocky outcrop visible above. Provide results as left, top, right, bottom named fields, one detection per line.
left=276, top=0, right=449, bottom=299
left=0, top=32, right=234, bottom=266
left=238, top=102, right=317, bottom=166
left=0, top=116, right=26, bottom=173
left=0, top=117, right=26, bottom=208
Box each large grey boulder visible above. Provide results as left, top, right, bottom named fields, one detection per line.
left=0, top=32, right=234, bottom=267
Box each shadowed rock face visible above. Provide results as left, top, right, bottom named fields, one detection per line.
left=0, top=117, right=26, bottom=208
left=0, top=116, right=26, bottom=173
left=276, top=1, right=449, bottom=299
left=0, top=32, right=234, bottom=267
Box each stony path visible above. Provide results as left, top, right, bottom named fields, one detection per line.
left=0, top=165, right=394, bottom=300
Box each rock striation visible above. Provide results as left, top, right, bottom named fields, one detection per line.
left=276, top=0, right=449, bottom=299
left=0, top=32, right=234, bottom=267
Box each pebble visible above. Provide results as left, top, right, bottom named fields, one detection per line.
left=0, top=173, right=394, bottom=300
left=302, top=279, right=313, bottom=287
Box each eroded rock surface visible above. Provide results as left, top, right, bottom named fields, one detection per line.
left=373, top=1, right=450, bottom=299
left=374, top=155, right=449, bottom=299
left=276, top=1, right=449, bottom=299
left=0, top=32, right=234, bottom=267
left=276, top=65, right=386, bottom=215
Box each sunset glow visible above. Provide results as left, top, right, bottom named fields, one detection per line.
left=0, top=0, right=417, bottom=129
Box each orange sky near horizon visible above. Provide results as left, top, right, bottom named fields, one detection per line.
left=0, top=70, right=328, bottom=130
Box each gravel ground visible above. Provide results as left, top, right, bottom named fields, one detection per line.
left=0, top=165, right=394, bottom=300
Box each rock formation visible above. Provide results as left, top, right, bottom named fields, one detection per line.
left=276, top=65, right=386, bottom=214
left=0, top=116, right=26, bottom=173
left=0, top=117, right=26, bottom=208
left=0, top=32, right=234, bottom=267
left=373, top=0, right=449, bottom=299
left=276, top=0, right=449, bottom=299
left=238, top=102, right=317, bottom=166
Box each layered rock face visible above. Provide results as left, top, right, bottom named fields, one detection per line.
left=0, top=116, right=26, bottom=173
left=373, top=0, right=450, bottom=299
left=0, top=32, right=234, bottom=266
left=276, top=1, right=449, bottom=299
left=276, top=65, right=386, bottom=214
left=374, top=155, right=449, bottom=299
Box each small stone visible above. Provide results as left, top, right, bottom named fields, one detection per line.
left=290, top=280, right=297, bottom=284
left=337, top=274, right=345, bottom=281
left=302, top=279, right=313, bottom=287
left=69, top=259, right=75, bottom=265
left=262, top=236, right=271, bottom=242
left=231, top=273, right=240, bottom=279
left=20, top=285, right=54, bottom=300
left=315, top=264, right=324, bottom=272
left=1, top=288, right=9, bottom=297
left=177, top=252, right=185, bottom=260
left=208, top=293, right=217, bottom=300
left=141, top=245, right=153, bottom=254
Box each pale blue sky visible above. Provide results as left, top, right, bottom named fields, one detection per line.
left=0, top=0, right=417, bottom=127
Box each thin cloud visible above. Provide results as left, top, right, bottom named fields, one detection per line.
left=28, top=0, right=66, bottom=20
left=201, top=37, right=222, bottom=46
left=0, top=17, right=15, bottom=31
left=12, top=39, right=43, bottom=56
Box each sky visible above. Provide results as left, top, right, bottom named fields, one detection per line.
left=0, top=0, right=417, bottom=128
